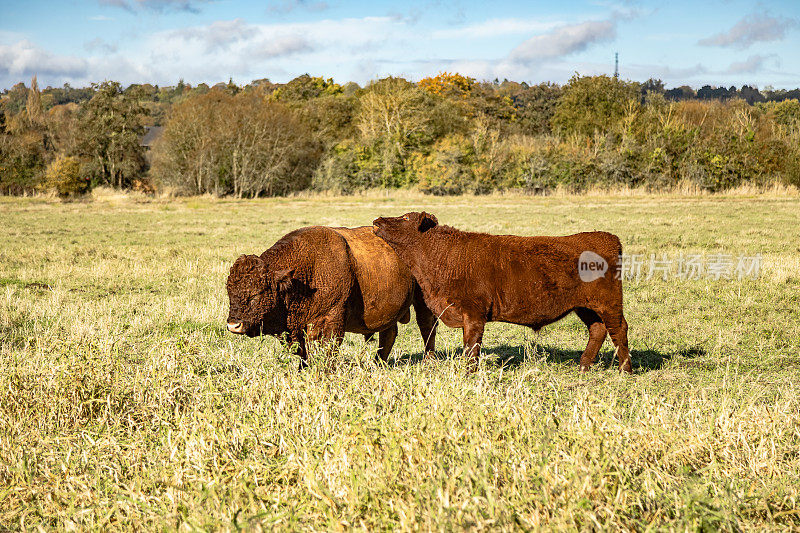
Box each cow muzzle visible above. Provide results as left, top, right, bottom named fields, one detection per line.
left=226, top=321, right=245, bottom=334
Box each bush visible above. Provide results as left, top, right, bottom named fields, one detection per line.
left=758, top=99, right=800, bottom=129
left=553, top=75, right=641, bottom=137
left=43, top=156, right=89, bottom=197
left=412, top=135, right=475, bottom=195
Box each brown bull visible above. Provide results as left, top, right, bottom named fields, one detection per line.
left=372, top=212, right=631, bottom=373
left=226, top=226, right=436, bottom=368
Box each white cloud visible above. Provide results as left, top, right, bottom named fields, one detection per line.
left=698, top=13, right=798, bottom=49
left=250, top=35, right=314, bottom=60
left=0, top=40, right=88, bottom=79
left=99, top=0, right=211, bottom=12
left=622, top=62, right=709, bottom=83
left=268, top=0, right=329, bottom=13
left=432, top=18, right=562, bottom=40
left=724, top=54, right=776, bottom=75
left=508, top=20, right=617, bottom=63
left=85, top=37, right=119, bottom=54
left=167, top=18, right=260, bottom=52
left=146, top=16, right=410, bottom=77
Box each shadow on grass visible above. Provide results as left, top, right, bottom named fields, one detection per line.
left=393, top=344, right=706, bottom=372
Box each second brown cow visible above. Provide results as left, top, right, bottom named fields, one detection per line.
left=372, top=212, right=631, bottom=372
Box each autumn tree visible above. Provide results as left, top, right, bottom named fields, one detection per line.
left=271, top=74, right=356, bottom=150
left=354, top=77, right=439, bottom=186
left=418, top=72, right=475, bottom=99
left=43, top=155, right=88, bottom=197
left=76, top=81, right=147, bottom=188
left=272, top=74, right=342, bottom=101
left=152, top=90, right=320, bottom=197
left=0, top=77, right=52, bottom=194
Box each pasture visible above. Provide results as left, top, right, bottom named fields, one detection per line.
left=1, top=191, right=799, bottom=530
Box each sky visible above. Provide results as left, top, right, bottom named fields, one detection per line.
left=1, top=0, right=799, bottom=91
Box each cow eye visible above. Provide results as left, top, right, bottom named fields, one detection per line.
left=402, top=215, right=409, bottom=221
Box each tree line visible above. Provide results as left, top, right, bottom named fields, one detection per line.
left=2, top=74, right=799, bottom=197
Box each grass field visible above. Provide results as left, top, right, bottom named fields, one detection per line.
left=1, top=191, right=799, bottom=530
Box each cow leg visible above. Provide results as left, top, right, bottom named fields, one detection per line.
left=300, top=317, right=345, bottom=368
left=291, top=331, right=309, bottom=371
left=598, top=311, right=632, bottom=373
left=413, top=286, right=437, bottom=359
left=376, top=324, right=398, bottom=363
left=575, top=308, right=608, bottom=371
left=310, top=323, right=344, bottom=350
left=462, top=318, right=485, bottom=371
left=321, top=319, right=346, bottom=359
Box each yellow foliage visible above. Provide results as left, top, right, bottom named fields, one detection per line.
left=418, top=72, right=475, bottom=99
left=44, top=155, right=88, bottom=197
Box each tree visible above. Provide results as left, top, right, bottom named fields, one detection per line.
left=665, top=86, right=696, bottom=101
left=151, top=91, right=320, bottom=197
left=0, top=77, right=52, bottom=194
left=0, top=131, right=46, bottom=195
left=43, top=155, right=88, bottom=197
left=272, top=74, right=342, bottom=101
left=357, top=77, right=434, bottom=147
left=500, top=81, right=563, bottom=134
left=552, top=75, right=641, bottom=137
left=356, top=77, right=437, bottom=187
left=641, top=78, right=665, bottom=95
left=418, top=72, right=475, bottom=99
left=76, top=81, right=147, bottom=188
left=2, top=83, right=29, bottom=116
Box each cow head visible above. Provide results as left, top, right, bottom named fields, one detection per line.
left=225, top=254, right=293, bottom=337
left=372, top=212, right=438, bottom=244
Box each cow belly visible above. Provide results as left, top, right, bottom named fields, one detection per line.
left=337, top=227, right=414, bottom=332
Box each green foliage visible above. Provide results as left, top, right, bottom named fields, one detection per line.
left=41, top=83, right=95, bottom=108
left=1, top=82, right=30, bottom=116
left=313, top=140, right=387, bottom=193
left=43, top=155, right=89, bottom=197
left=0, top=131, right=46, bottom=194
left=501, top=81, right=563, bottom=135
left=412, top=135, right=476, bottom=195
left=272, top=74, right=342, bottom=101
left=553, top=75, right=641, bottom=136
left=759, top=98, right=800, bottom=129
left=3, top=74, right=800, bottom=197
left=76, top=81, right=147, bottom=188
left=0, top=78, right=51, bottom=194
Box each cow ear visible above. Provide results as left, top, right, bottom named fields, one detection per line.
left=418, top=212, right=438, bottom=232
left=273, top=268, right=295, bottom=292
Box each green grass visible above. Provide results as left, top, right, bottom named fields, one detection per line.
left=1, top=192, right=799, bottom=530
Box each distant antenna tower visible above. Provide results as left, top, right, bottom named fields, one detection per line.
left=614, top=52, right=619, bottom=78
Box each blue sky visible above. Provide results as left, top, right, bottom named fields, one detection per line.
left=1, top=0, right=799, bottom=90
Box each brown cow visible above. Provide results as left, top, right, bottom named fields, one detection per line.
left=372, top=212, right=631, bottom=373
left=226, top=226, right=436, bottom=368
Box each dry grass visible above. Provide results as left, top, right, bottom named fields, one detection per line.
left=1, top=193, right=799, bottom=530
